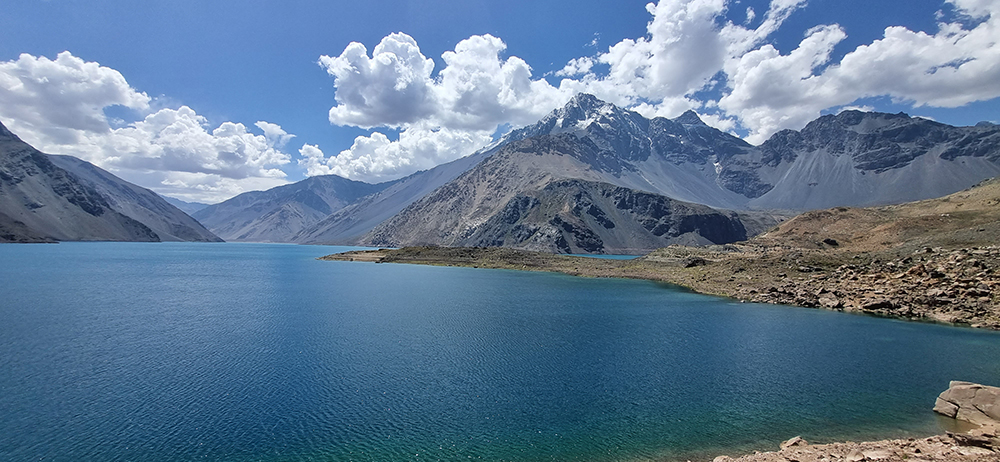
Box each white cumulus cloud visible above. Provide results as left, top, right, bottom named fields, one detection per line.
left=310, top=0, right=1000, bottom=183
left=314, top=32, right=573, bottom=182
left=719, top=0, right=1000, bottom=142
left=538, top=0, right=1000, bottom=144
left=299, top=127, right=493, bottom=183
left=0, top=52, right=294, bottom=203
left=595, top=0, right=729, bottom=105
left=555, top=57, right=595, bottom=77
left=0, top=51, right=150, bottom=144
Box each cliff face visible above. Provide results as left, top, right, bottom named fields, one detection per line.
left=458, top=179, right=775, bottom=254
left=361, top=135, right=781, bottom=254
left=0, top=121, right=220, bottom=242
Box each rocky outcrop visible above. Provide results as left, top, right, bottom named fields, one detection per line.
left=934, top=381, right=1000, bottom=454
left=731, top=246, right=1000, bottom=329
left=935, top=382, right=1000, bottom=427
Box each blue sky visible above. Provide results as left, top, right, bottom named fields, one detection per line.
left=1, top=0, right=998, bottom=203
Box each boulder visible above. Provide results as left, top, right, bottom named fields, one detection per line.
left=819, top=295, right=842, bottom=309
left=845, top=448, right=865, bottom=462
left=780, top=436, right=808, bottom=449
left=934, top=381, right=1000, bottom=426
left=681, top=256, right=708, bottom=268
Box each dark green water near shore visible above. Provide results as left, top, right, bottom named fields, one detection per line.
left=2, top=242, right=999, bottom=462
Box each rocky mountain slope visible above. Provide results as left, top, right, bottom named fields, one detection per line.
left=353, top=95, right=999, bottom=252
left=743, top=110, right=1000, bottom=210
left=192, top=174, right=390, bottom=242
left=293, top=115, right=562, bottom=245
left=458, top=178, right=780, bottom=253
left=203, top=94, right=1000, bottom=248
left=293, top=149, right=492, bottom=244
left=48, top=155, right=220, bottom=242
left=497, top=94, right=1000, bottom=211
left=0, top=121, right=220, bottom=243
left=362, top=135, right=783, bottom=253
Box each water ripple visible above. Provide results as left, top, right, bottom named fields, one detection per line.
left=1, top=243, right=1000, bottom=462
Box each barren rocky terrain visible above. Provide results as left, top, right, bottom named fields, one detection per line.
left=710, top=432, right=999, bottom=461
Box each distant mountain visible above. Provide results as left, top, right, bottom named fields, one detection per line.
left=286, top=113, right=557, bottom=245
left=742, top=111, right=1000, bottom=209
left=0, top=121, right=221, bottom=243
left=357, top=95, right=1000, bottom=252
left=293, top=150, right=493, bottom=244
left=162, top=196, right=210, bottom=215
left=362, top=135, right=783, bottom=254
left=482, top=93, right=761, bottom=210
left=192, top=175, right=392, bottom=242
left=294, top=94, right=749, bottom=245
left=474, top=94, right=1000, bottom=211
left=194, top=94, right=1000, bottom=251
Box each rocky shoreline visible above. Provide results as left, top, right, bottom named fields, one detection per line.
left=707, top=382, right=1000, bottom=461
left=321, top=244, right=1000, bottom=330
left=708, top=433, right=999, bottom=462
left=734, top=246, right=999, bottom=328
left=647, top=243, right=1000, bottom=330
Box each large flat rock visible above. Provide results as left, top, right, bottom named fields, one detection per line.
left=934, top=381, right=1000, bottom=426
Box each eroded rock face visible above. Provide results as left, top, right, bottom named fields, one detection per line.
left=935, top=381, right=1000, bottom=426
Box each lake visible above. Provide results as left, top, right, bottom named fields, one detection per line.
left=1, top=242, right=999, bottom=462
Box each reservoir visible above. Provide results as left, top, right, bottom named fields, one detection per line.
left=1, top=242, right=999, bottom=461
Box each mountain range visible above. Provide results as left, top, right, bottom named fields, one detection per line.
left=4, top=93, right=998, bottom=251
left=163, top=196, right=210, bottom=215
left=0, top=121, right=220, bottom=243
left=360, top=135, right=783, bottom=253
left=191, top=175, right=390, bottom=242
left=192, top=93, right=999, bottom=253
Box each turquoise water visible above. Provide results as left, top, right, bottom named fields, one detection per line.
left=1, top=242, right=999, bottom=462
